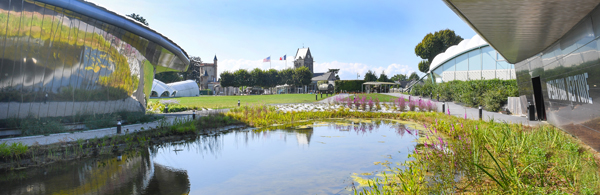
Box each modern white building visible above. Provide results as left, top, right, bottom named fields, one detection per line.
left=427, top=35, right=516, bottom=83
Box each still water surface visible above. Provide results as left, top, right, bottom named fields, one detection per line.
left=0, top=119, right=422, bottom=195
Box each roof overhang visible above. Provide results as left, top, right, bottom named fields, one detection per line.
left=443, top=0, right=600, bottom=64
left=39, top=0, right=190, bottom=68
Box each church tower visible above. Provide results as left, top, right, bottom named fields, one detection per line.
left=294, top=47, right=313, bottom=74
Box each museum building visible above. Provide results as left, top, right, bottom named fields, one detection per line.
left=443, top=0, right=600, bottom=150
left=0, top=0, right=190, bottom=119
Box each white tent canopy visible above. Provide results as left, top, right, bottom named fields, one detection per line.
left=168, top=80, right=199, bottom=97
left=151, top=79, right=177, bottom=97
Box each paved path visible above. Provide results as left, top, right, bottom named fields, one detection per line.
left=383, top=93, right=541, bottom=126
left=0, top=109, right=228, bottom=146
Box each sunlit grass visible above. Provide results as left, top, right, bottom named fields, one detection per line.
left=148, top=94, right=330, bottom=109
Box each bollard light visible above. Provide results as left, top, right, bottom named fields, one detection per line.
left=316, top=94, right=318, bottom=100
left=117, top=120, right=122, bottom=134
left=164, top=106, right=169, bottom=113
left=442, top=102, right=445, bottom=113
left=193, top=110, right=196, bottom=120
left=238, top=100, right=240, bottom=107
left=321, top=93, right=322, bottom=99
left=479, top=106, right=483, bottom=120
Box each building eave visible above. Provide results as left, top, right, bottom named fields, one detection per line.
left=443, top=0, right=600, bottom=64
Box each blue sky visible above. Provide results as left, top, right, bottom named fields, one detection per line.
left=92, top=0, right=476, bottom=80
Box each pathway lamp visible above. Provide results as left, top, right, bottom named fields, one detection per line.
left=193, top=110, right=196, bottom=120
left=442, top=102, right=445, bottom=113
left=479, top=106, right=482, bottom=120
left=117, top=120, right=122, bottom=134
left=238, top=100, right=240, bottom=107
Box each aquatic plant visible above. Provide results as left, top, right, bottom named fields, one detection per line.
left=397, top=97, right=406, bottom=112
left=408, top=100, right=417, bottom=111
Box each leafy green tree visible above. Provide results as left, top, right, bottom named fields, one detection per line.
left=364, top=70, right=378, bottom=82
left=409, top=72, right=420, bottom=81
left=377, top=71, right=389, bottom=82
left=250, top=68, right=265, bottom=87
left=391, top=74, right=407, bottom=82
left=418, top=60, right=430, bottom=73
left=265, top=69, right=280, bottom=88
left=279, top=68, right=294, bottom=85
left=233, top=69, right=250, bottom=87
left=183, top=56, right=201, bottom=81
left=126, top=13, right=149, bottom=26
left=414, top=29, right=462, bottom=73
left=219, top=71, right=235, bottom=87
left=294, top=66, right=313, bottom=87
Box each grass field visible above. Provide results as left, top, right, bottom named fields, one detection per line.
left=149, top=94, right=334, bottom=109
left=343, top=93, right=405, bottom=102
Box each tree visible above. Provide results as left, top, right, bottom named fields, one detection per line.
left=250, top=68, right=265, bottom=87
left=126, top=13, right=149, bottom=26
left=294, top=66, right=313, bottom=87
left=278, top=68, right=293, bottom=85
left=418, top=60, right=430, bottom=73
left=183, top=56, right=201, bottom=81
left=233, top=69, right=250, bottom=87
left=377, top=71, right=389, bottom=82
left=265, top=69, right=280, bottom=88
left=391, top=74, right=407, bottom=82
left=414, top=29, right=462, bottom=73
left=220, top=71, right=235, bottom=87
left=364, top=70, right=378, bottom=81
left=409, top=72, right=420, bottom=81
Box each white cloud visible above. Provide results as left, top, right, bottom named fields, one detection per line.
left=217, top=59, right=416, bottom=80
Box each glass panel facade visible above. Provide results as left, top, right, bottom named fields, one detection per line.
left=468, top=49, right=481, bottom=71
left=482, top=46, right=496, bottom=70
left=455, top=54, right=468, bottom=71
left=0, top=0, right=188, bottom=119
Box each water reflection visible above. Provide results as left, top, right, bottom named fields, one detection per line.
left=0, top=119, right=420, bottom=195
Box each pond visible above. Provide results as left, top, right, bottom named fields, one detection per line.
left=0, top=119, right=424, bottom=195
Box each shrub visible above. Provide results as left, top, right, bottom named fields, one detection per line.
left=334, top=80, right=366, bottom=93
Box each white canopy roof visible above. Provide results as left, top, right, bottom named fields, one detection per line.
left=152, top=79, right=176, bottom=97
left=167, top=80, right=199, bottom=97
left=428, top=34, right=489, bottom=73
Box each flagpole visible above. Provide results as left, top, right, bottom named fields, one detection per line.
left=270, top=55, right=271, bottom=69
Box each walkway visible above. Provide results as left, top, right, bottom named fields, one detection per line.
left=383, top=93, right=541, bottom=126
left=0, top=109, right=228, bottom=146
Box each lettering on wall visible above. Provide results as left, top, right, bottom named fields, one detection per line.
left=546, top=72, right=593, bottom=104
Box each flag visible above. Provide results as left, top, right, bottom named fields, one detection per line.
left=279, top=57, right=282, bottom=60
left=283, top=55, right=286, bottom=60
left=263, top=56, right=270, bottom=62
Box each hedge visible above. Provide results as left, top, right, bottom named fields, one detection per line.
left=410, top=79, right=519, bottom=112
left=334, top=80, right=365, bottom=93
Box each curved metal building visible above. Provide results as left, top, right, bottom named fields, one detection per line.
left=443, top=0, right=600, bottom=151
left=0, top=0, right=189, bottom=119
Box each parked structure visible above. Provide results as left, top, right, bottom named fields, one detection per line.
left=0, top=0, right=189, bottom=119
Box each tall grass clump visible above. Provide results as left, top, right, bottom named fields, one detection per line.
left=354, top=112, right=600, bottom=194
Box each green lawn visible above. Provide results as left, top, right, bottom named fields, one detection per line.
left=149, top=94, right=332, bottom=109
left=343, top=93, right=405, bottom=102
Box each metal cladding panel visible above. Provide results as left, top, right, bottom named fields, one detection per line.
left=443, top=0, right=600, bottom=64
left=512, top=6, right=600, bottom=151
left=0, top=0, right=186, bottom=119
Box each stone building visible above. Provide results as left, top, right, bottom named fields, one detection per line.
left=192, top=55, right=218, bottom=90
left=294, top=47, right=314, bottom=73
